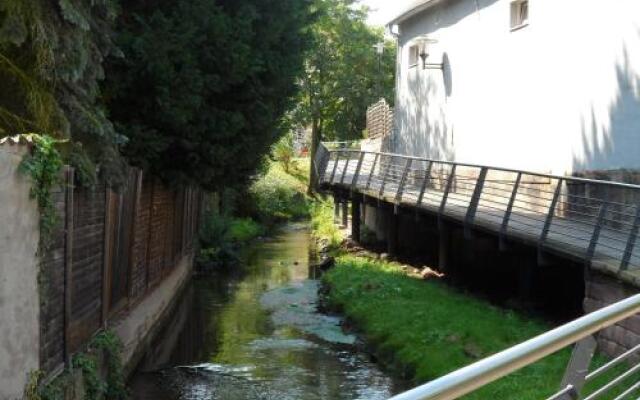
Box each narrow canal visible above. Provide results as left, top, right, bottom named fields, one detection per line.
left=129, top=223, right=408, bottom=399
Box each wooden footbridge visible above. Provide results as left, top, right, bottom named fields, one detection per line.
left=315, top=143, right=640, bottom=285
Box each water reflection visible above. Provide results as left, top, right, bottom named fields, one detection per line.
left=129, top=224, right=407, bottom=399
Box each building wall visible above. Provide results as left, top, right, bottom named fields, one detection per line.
left=392, top=0, right=640, bottom=176
left=0, top=145, right=40, bottom=399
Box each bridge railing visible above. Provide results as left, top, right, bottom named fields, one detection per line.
left=318, top=144, right=640, bottom=273
left=388, top=293, right=640, bottom=400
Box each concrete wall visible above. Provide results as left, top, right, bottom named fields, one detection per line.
left=0, top=145, right=40, bottom=399
left=112, top=254, right=194, bottom=376
left=391, top=0, right=640, bottom=176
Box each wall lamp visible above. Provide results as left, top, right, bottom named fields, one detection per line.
left=416, top=36, right=443, bottom=70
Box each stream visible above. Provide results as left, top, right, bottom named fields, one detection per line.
left=128, top=223, right=408, bottom=399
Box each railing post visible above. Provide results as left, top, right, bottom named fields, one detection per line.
left=586, top=203, right=608, bottom=265
left=558, top=335, right=597, bottom=400
left=365, top=153, right=380, bottom=191
left=540, top=178, right=563, bottom=244
left=329, top=152, right=341, bottom=184
left=417, top=161, right=433, bottom=205
left=465, top=167, right=488, bottom=238
left=500, top=172, right=522, bottom=250
left=351, top=152, right=365, bottom=190
left=439, top=164, right=457, bottom=217
left=378, top=155, right=392, bottom=198
left=396, top=158, right=413, bottom=203
left=621, top=206, right=640, bottom=270
left=340, top=153, right=351, bottom=185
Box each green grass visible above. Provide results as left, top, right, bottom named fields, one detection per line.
left=323, top=256, right=640, bottom=399
left=310, top=199, right=344, bottom=250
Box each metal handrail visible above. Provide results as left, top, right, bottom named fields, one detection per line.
left=327, top=147, right=640, bottom=191
left=318, top=144, right=640, bottom=271
left=388, top=294, right=640, bottom=400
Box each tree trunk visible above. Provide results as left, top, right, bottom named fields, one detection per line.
left=308, top=117, right=322, bottom=195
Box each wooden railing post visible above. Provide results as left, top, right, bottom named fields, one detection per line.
left=540, top=178, right=563, bottom=244
left=395, top=158, right=413, bottom=203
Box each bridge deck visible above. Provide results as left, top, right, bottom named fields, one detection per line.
left=319, top=149, right=640, bottom=287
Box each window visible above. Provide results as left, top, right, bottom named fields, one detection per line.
left=510, top=0, right=529, bottom=30
left=408, top=45, right=420, bottom=68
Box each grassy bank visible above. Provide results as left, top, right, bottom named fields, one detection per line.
left=322, top=256, right=640, bottom=399
left=322, top=256, right=569, bottom=399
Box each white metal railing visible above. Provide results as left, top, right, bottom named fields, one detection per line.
left=388, top=294, right=640, bottom=400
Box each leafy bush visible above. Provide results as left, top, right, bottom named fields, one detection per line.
left=249, top=161, right=310, bottom=224
left=228, top=218, right=265, bottom=243
left=310, top=199, right=343, bottom=250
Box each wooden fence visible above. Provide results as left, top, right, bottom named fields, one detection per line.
left=39, top=167, right=201, bottom=378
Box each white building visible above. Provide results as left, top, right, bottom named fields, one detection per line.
left=387, top=0, right=640, bottom=177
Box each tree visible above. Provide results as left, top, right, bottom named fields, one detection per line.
left=294, top=0, right=396, bottom=192
left=0, top=0, right=127, bottom=185
left=106, top=0, right=314, bottom=191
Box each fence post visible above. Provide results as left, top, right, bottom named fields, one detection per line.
left=63, top=167, right=74, bottom=365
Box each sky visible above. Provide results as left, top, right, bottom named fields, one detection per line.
left=361, top=0, right=412, bottom=27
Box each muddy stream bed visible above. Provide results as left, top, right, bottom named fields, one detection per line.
left=128, top=223, right=409, bottom=399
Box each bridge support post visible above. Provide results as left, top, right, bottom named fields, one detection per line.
left=333, top=195, right=340, bottom=224
left=387, top=205, right=399, bottom=256
left=352, top=197, right=361, bottom=242
left=438, top=224, right=450, bottom=274
left=341, top=201, right=349, bottom=227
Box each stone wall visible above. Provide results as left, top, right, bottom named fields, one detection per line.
left=584, top=270, right=640, bottom=358
left=0, top=144, right=40, bottom=399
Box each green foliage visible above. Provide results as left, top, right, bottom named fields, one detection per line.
left=293, top=0, right=396, bottom=143
left=19, top=134, right=64, bottom=248
left=249, top=161, right=311, bottom=224
left=228, top=218, right=265, bottom=243
left=39, top=330, right=125, bottom=400
left=197, top=212, right=241, bottom=270
left=310, top=199, right=343, bottom=250
left=0, top=0, right=127, bottom=185
left=273, top=133, right=295, bottom=173
left=106, top=0, right=315, bottom=190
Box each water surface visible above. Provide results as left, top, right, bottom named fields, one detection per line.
left=129, top=223, right=407, bottom=399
